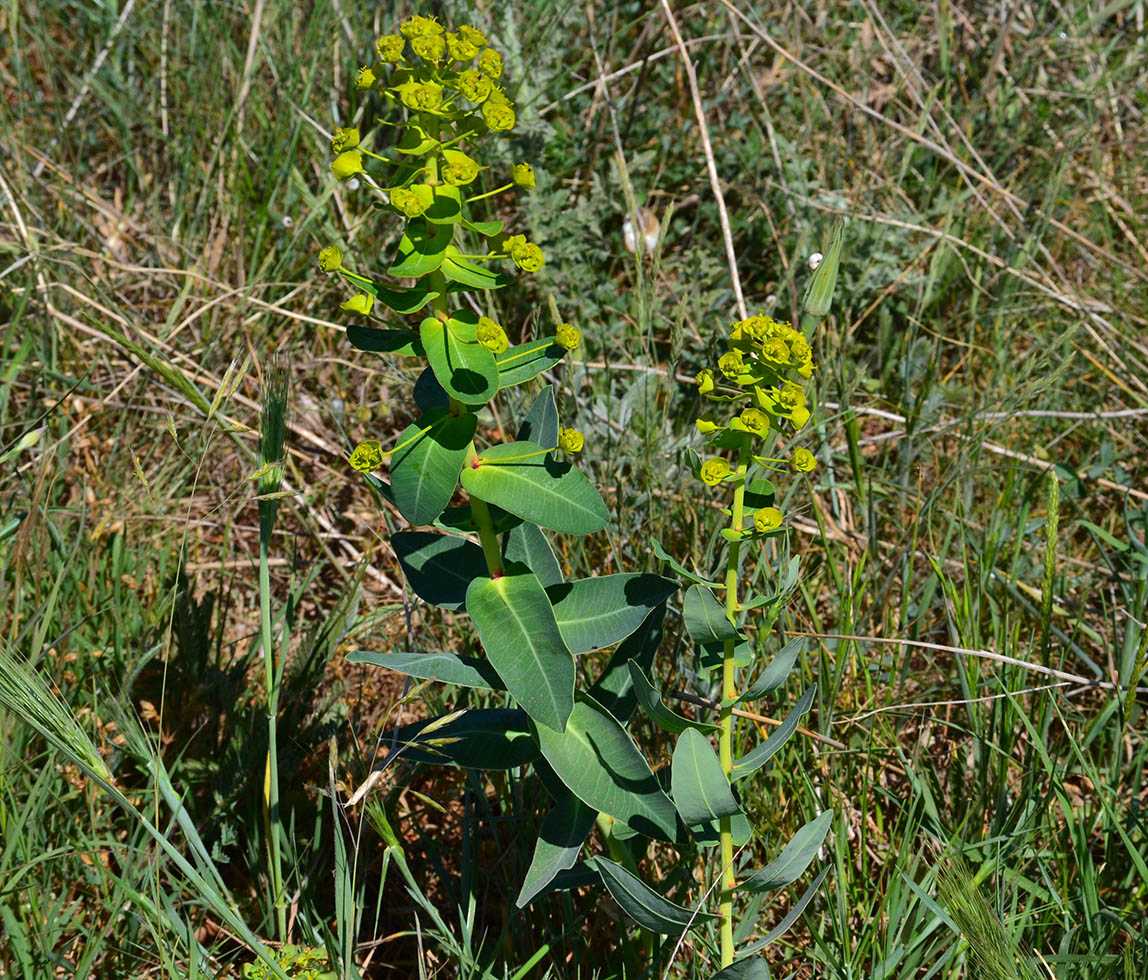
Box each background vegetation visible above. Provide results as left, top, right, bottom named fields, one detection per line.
left=2, top=1, right=1146, bottom=976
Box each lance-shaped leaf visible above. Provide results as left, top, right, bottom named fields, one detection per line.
left=683, top=584, right=739, bottom=645
left=739, top=866, right=831, bottom=954
left=461, top=215, right=504, bottom=237
left=391, top=412, right=476, bottom=526
left=738, top=638, right=805, bottom=703
left=740, top=810, right=832, bottom=893
left=732, top=685, right=816, bottom=782
left=671, top=729, right=741, bottom=827
left=495, top=338, right=565, bottom=389
left=391, top=531, right=487, bottom=610
left=548, top=574, right=677, bottom=653
left=628, top=662, right=717, bottom=734
left=354, top=277, right=440, bottom=315
left=441, top=245, right=512, bottom=290
left=710, top=958, right=771, bottom=980
left=345, top=324, right=422, bottom=357
left=466, top=573, right=574, bottom=732
left=460, top=441, right=608, bottom=536
left=505, top=522, right=563, bottom=588
left=516, top=385, right=559, bottom=447
left=652, top=539, right=722, bottom=589
left=590, top=606, right=665, bottom=723
left=347, top=651, right=502, bottom=690
left=587, top=857, right=717, bottom=934
left=383, top=708, right=538, bottom=769
left=515, top=788, right=597, bottom=908
left=536, top=695, right=678, bottom=840
left=420, top=313, right=498, bottom=406
left=388, top=219, right=452, bottom=277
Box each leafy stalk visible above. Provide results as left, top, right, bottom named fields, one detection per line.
left=719, top=443, right=750, bottom=965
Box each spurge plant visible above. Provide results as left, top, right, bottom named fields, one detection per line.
left=317, top=16, right=843, bottom=976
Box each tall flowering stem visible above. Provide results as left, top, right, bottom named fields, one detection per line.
left=693, top=226, right=842, bottom=967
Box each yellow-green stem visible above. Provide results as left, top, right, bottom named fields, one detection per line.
left=719, top=444, right=750, bottom=967
left=469, top=485, right=505, bottom=578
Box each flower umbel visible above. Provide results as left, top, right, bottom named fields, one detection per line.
left=349, top=441, right=384, bottom=473
left=791, top=447, right=817, bottom=472
left=476, top=316, right=509, bottom=354
left=700, top=457, right=732, bottom=486
left=753, top=507, right=783, bottom=533
left=555, top=323, right=581, bottom=351
left=557, top=427, right=584, bottom=454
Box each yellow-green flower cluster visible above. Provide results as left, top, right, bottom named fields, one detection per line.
left=476, top=316, right=509, bottom=354
left=350, top=16, right=517, bottom=134
left=349, top=441, right=384, bottom=473
left=505, top=234, right=544, bottom=273
left=557, top=427, right=584, bottom=454
left=695, top=313, right=815, bottom=437
left=692, top=312, right=821, bottom=537
left=319, top=16, right=549, bottom=337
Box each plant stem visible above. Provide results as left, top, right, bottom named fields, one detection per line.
left=468, top=488, right=504, bottom=578
left=424, top=254, right=504, bottom=581
left=259, top=510, right=287, bottom=941
left=718, top=443, right=750, bottom=967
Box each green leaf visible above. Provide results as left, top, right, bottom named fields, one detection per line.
left=391, top=531, right=487, bottom=610
left=441, top=245, right=513, bottom=290
left=652, top=539, right=722, bottom=588
left=590, top=607, right=665, bottom=723
left=388, top=220, right=453, bottom=277
left=732, top=685, right=816, bottom=782
left=627, top=662, right=717, bottom=734
left=385, top=709, right=538, bottom=769
left=391, top=412, right=476, bottom=526
left=699, top=637, right=754, bottom=673
left=396, top=125, right=437, bottom=155
left=740, top=866, right=830, bottom=954
left=345, top=324, right=422, bottom=356
left=692, top=810, right=753, bottom=849
left=683, top=584, right=738, bottom=645
left=738, top=638, right=805, bottom=703
left=1079, top=519, right=1130, bottom=552
left=436, top=501, right=521, bottom=536
left=515, top=788, right=596, bottom=908
left=460, top=441, right=608, bottom=536
left=743, top=478, right=776, bottom=510
left=517, top=385, right=559, bottom=447
left=495, top=339, right=565, bottom=389
left=536, top=695, right=678, bottom=840
left=347, top=651, right=502, bottom=690
left=461, top=215, right=504, bottom=237
left=671, top=729, right=741, bottom=827
left=505, top=523, right=563, bottom=588
left=372, top=281, right=441, bottom=315
left=710, top=958, right=771, bottom=980
left=586, top=857, right=717, bottom=934
left=420, top=314, right=498, bottom=406
left=424, top=185, right=462, bottom=225
left=740, top=810, right=832, bottom=892
left=466, top=574, right=574, bottom=732
left=413, top=367, right=450, bottom=414
left=548, top=574, right=677, bottom=653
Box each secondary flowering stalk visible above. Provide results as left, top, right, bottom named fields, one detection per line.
left=718, top=441, right=750, bottom=963
left=693, top=306, right=825, bottom=967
